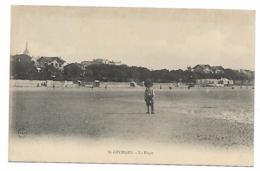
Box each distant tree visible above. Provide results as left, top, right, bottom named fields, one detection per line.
left=63, top=63, right=83, bottom=81
left=151, top=69, right=169, bottom=82
left=10, top=54, right=36, bottom=79
left=129, top=66, right=141, bottom=82
left=10, top=54, right=255, bottom=82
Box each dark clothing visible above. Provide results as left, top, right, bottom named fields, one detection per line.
left=145, top=98, right=154, bottom=106
left=144, top=88, right=155, bottom=102
left=144, top=87, right=155, bottom=114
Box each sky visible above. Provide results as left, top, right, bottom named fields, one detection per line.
left=11, top=6, right=255, bottom=70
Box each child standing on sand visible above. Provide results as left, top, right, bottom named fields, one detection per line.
left=144, top=80, right=155, bottom=114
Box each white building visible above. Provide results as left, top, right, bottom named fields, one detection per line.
left=196, top=78, right=233, bottom=87
left=36, top=57, right=66, bottom=70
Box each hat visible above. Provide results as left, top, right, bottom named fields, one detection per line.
left=144, top=79, right=153, bottom=88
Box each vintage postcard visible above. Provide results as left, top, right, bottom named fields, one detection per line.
left=9, top=5, right=255, bottom=166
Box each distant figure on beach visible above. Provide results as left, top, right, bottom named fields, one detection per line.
left=63, top=80, right=67, bottom=88
left=41, top=81, right=47, bottom=87
left=144, top=80, right=155, bottom=114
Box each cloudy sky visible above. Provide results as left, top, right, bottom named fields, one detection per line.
left=11, top=6, right=255, bottom=70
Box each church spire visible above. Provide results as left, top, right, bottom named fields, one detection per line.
left=23, top=41, right=29, bottom=55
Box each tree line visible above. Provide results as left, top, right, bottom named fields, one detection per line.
left=10, top=55, right=254, bottom=83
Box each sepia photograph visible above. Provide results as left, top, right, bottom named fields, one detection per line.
left=9, top=5, right=255, bottom=166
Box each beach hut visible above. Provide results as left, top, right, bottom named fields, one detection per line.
left=130, top=81, right=137, bottom=87
left=93, top=80, right=100, bottom=87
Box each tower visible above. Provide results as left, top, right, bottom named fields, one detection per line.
left=23, top=41, right=30, bottom=56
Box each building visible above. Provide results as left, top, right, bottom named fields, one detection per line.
left=196, top=79, right=218, bottom=86
left=92, top=58, right=108, bottom=64
left=81, top=58, right=122, bottom=69
left=211, top=66, right=225, bottom=74
left=92, top=58, right=121, bottom=65
left=234, top=80, right=254, bottom=85
left=192, top=65, right=225, bottom=74
left=219, top=78, right=234, bottom=85
left=196, top=78, right=233, bottom=87
left=23, top=42, right=30, bottom=56
left=36, top=57, right=66, bottom=70
left=11, top=42, right=32, bottom=63
left=11, top=54, right=32, bottom=63
left=192, top=64, right=212, bottom=74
